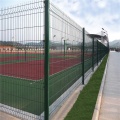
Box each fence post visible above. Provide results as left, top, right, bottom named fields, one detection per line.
left=44, top=0, right=50, bottom=120
left=97, top=40, right=98, bottom=65
left=100, top=42, right=102, bottom=61
left=99, top=42, right=101, bottom=61
left=92, top=37, right=94, bottom=71
left=82, top=28, right=85, bottom=85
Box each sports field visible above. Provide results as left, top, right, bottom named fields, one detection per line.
left=0, top=50, right=84, bottom=115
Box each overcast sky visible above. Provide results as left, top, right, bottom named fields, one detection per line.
left=0, top=0, right=120, bottom=41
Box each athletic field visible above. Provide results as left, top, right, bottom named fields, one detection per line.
left=0, top=50, right=85, bottom=115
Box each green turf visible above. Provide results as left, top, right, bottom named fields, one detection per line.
left=64, top=55, right=108, bottom=120
left=0, top=53, right=45, bottom=64
left=0, top=62, right=82, bottom=115
left=49, top=63, right=82, bottom=104
left=0, top=76, right=44, bottom=115
left=0, top=53, right=22, bottom=57
left=0, top=53, right=72, bottom=65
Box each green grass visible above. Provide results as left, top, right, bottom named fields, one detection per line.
left=64, top=55, right=108, bottom=120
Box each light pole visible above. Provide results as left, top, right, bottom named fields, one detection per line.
left=53, top=35, right=56, bottom=50
left=101, top=28, right=104, bottom=44
left=102, top=28, right=109, bottom=48
left=53, top=35, right=56, bottom=40
left=72, top=40, right=75, bottom=53
left=64, top=39, right=65, bottom=57
left=61, top=37, right=64, bottom=53
left=63, top=38, right=69, bottom=57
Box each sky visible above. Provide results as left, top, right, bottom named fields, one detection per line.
left=0, top=0, right=120, bottom=41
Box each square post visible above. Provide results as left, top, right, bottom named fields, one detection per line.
left=92, top=37, right=94, bottom=71
left=44, top=0, right=50, bottom=120
left=97, top=40, right=98, bottom=65
left=82, top=28, right=85, bottom=85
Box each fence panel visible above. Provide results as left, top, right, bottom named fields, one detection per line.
left=49, top=3, right=83, bottom=116
left=84, top=31, right=93, bottom=78
left=0, top=1, right=45, bottom=119
left=93, top=38, right=98, bottom=67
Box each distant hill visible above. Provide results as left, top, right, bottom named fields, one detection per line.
left=1, top=40, right=120, bottom=49
left=0, top=41, right=24, bottom=47
left=109, top=40, right=120, bottom=49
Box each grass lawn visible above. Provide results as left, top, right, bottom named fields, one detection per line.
left=64, top=54, right=108, bottom=120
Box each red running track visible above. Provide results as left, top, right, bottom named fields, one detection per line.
left=0, top=58, right=81, bottom=80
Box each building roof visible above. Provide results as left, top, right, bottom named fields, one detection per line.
left=87, top=34, right=108, bottom=42
left=87, top=34, right=104, bottom=39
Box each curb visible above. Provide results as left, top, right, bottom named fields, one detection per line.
left=92, top=55, right=109, bottom=120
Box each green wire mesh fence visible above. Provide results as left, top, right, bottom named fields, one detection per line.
left=84, top=31, right=93, bottom=79
left=49, top=3, right=83, bottom=116
left=93, top=38, right=98, bottom=67
left=0, top=0, right=109, bottom=120
left=0, top=0, right=45, bottom=120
